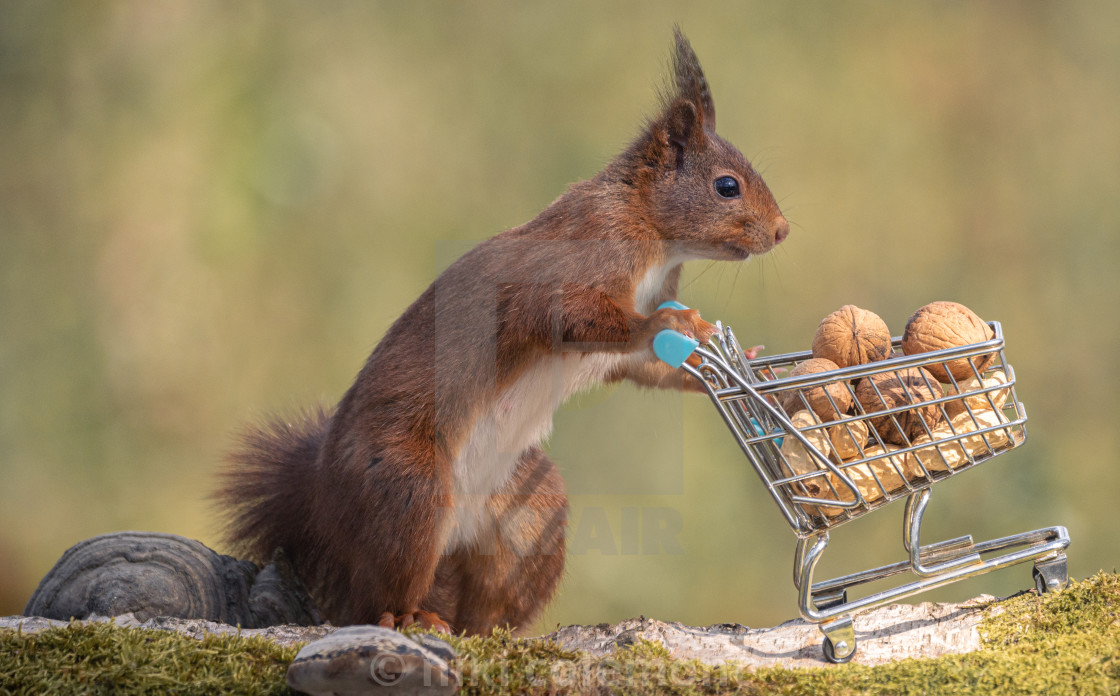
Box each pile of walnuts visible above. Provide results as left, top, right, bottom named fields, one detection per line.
left=775, top=301, right=1016, bottom=515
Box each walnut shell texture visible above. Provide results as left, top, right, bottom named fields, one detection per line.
left=829, top=418, right=870, bottom=461
left=779, top=357, right=852, bottom=421
left=779, top=409, right=831, bottom=477
left=856, top=367, right=944, bottom=446
left=802, top=445, right=918, bottom=517
left=944, top=369, right=1009, bottom=419
left=812, top=305, right=892, bottom=368
left=902, top=301, right=995, bottom=382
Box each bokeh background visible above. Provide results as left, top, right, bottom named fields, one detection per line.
left=2, top=2, right=1118, bottom=632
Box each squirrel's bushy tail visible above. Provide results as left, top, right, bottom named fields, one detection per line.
left=214, top=407, right=332, bottom=568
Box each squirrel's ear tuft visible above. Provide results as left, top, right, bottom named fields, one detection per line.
left=669, top=27, right=715, bottom=133
left=618, top=29, right=714, bottom=178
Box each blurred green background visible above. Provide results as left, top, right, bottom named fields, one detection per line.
left=2, top=2, right=1118, bottom=633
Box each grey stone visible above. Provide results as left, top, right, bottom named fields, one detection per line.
left=287, top=625, right=458, bottom=696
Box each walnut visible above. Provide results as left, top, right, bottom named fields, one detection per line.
left=779, top=357, right=852, bottom=422
left=911, top=406, right=1017, bottom=473
left=855, top=367, right=944, bottom=446
left=951, top=407, right=1016, bottom=454
left=943, top=369, right=1009, bottom=419
left=806, top=445, right=920, bottom=517
left=805, top=404, right=1019, bottom=517
left=901, top=301, right=995, bottom=382
left=778, top=409, right=831, bottom=477
left=811, top=305, right=892, bottom=368
left=828, top=418, right=869, bottom=461
left=910, top=423, right=970, bottom=473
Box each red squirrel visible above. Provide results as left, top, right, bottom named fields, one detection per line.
left=216, top=29, right=788, bottom=636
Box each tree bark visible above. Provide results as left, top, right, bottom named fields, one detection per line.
left=541, top=594, right=1007, bottom=667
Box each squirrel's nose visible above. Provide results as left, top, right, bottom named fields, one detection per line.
left=772, top=215, right=790, bottom=245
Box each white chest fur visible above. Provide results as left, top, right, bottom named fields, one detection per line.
left=633, top=254, right=695, bottom=315
left=444, top=255, right=689, bottom=551
left=445, top=351, right=626, bottom=551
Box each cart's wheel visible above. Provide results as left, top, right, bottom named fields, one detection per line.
left=1033, top=561, right=1068, bottom=594
left=822, top=636, right=855, bottom=664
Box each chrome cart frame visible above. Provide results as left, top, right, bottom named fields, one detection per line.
left=653, top=311, right=1070, bottom=662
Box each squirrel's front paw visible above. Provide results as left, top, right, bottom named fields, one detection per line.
left=642, top=307, right=718, bottom=345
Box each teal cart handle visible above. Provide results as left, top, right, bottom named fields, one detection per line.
left=653, top=300, right=699, bottom=367
left=653, top=301, right=778, bottom=444
left=657, top=300, right=690, bottom=311
left=653, top=330, right=699, bottom=368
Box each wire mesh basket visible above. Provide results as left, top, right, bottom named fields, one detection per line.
left=653, top=306, right=1070, bottom=662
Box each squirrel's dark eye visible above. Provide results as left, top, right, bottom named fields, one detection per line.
left=714, top=176, right=741, bottom=198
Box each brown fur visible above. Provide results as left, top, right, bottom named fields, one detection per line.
left=215, top=29, right=788, bottom=634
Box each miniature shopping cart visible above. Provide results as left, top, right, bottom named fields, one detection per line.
left=652, top=302, right=1070, bottom=663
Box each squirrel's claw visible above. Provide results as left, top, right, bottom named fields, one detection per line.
left=378, top=610, right=452, bottom=634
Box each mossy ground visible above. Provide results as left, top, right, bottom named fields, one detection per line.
left=0, top=622, right=299, bottom=695
left=3, top=573, right=1117, bottom=695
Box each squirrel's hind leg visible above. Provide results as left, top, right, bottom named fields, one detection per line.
left=430, top=446, right=568, bottom=635
left=314, top=447, right=453, bottom=629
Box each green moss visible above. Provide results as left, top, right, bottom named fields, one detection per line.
left=3, top=574, right=1118, bottom=695
left=441, top=574, right=1120, bottom=695
left=0, top=621, right=299, bottom=695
